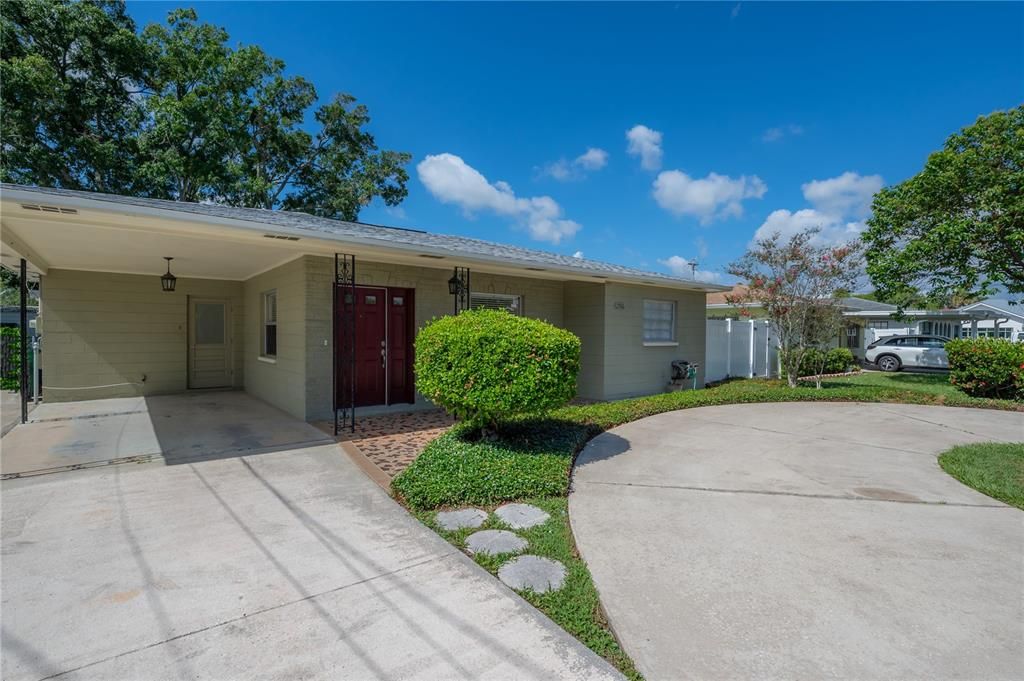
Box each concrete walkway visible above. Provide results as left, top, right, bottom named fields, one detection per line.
left=2, top=446, right=618, bottom=679
left=570, top=402, right=1024, bottom=681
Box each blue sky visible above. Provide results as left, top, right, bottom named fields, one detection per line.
left=126, top=2, right=1023, bottom=284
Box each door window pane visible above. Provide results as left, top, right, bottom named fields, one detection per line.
left=195, top=303, right=225, bottom=344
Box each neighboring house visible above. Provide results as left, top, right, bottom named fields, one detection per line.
left=957, top=299, right=1024, bottom=342
left=0, top=305, right=38, bottom=337
left=706, top=284, right=769, bottom=319
left=0, top=184, right=727, bottom=424
left=707, top=289, right=1009, bottom=362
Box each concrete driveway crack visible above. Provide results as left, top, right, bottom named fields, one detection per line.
left=682, top=416, right=937, bottom=455
left=579, top=479, right=1010, bottom=508
left=35, top=552, right=456, bottom=681
left=872, top=406, right=1021, bottom=441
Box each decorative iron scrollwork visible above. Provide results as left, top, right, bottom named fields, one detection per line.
left=333, top=254, right=356, bottom=435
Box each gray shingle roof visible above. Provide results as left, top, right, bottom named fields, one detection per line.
left=838, top=297, right=898, bottom=312
left=3, top=183, right=728, bottom=291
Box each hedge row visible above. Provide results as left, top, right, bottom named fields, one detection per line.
left=946, top=338, right=1024, bottom=400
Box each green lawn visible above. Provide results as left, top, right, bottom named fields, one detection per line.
left=819, top=370, right=965, bottom=398
left=939, top=443, right=1024, bottom=510
left=392, top=374, right=1021, bottom=677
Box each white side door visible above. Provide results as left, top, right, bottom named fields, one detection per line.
left=189, top=298, right=232, bottom=389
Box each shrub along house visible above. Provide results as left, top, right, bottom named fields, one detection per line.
left=0, top=184, right=727, bottom=430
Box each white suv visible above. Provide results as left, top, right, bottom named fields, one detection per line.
left=864, top=335, right=951, bottom=372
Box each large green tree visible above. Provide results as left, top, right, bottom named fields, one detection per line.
left=1, top=1, right=410, bottom=220
left=0, top=0, right=146, bottom=193
left=862, top=106, right=1024, bottom=308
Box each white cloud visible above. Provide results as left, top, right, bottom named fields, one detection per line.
left=538, top=147, right=608, bottom=181
left=539, top=159, right=573, bottom=181
left=801, top=171, right=883, bottom=219
left=731, top=3, right=742, bottom=19
left=652, top=170, right=766, bottom=224
left=626, top=125, right=663, bottom=171
left=752, top=208, right=865, bottom=246
left=659, top=255, right=721, bottom=283
left=762, top=124, right=803, bottom=143
left=575, top=147, right=608, bottom=171
left=418, top=153, right=581, bottom=244
left=572, top=250, right=584, bottom=259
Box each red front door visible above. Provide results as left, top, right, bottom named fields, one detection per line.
left=387, top=288, right=414, bottom=404
left=336, top=286, right=414, bottom=408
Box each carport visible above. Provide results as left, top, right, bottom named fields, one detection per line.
left=1, top=391, right=334, bottom=478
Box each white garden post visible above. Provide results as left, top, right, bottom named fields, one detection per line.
left=763, top=320, right=770, bottom=377
left=748, top=319, right=755, bottom=378
left=725, top=318, right=732, bottom=376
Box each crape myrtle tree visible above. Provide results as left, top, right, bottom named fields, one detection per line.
left=1, top=1, right=410, bottom=220
left=862, top=106, right=1024, bottom=309
left=728, top=228, right=863, bottom=388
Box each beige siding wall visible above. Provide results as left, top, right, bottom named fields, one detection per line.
left=302, top=256, right=566, bottom=419
left=601, top=283, right=706, bottom=400
left=39, top=269, right=243, bottom=402
left=563, top=282, right=606, bottom=400
left=242, top=257, right=308, bottom=420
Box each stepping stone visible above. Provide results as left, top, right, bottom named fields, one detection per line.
left=435, top=508, right=487, bottom=531
left=465, top=530, right=527, bottom=556
left=494, top=503, right=550, bottom=530
left=498, top=555, right=566, bottom=593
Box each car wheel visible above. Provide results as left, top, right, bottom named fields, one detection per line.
left=876, top=354, right=901, bottom=372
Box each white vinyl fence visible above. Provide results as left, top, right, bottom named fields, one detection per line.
left=705, top=319, right=780, bottom=383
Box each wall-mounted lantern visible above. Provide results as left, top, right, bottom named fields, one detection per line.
left=160, top=257, right=177, bottom=292
left=448, top=266, right=470, bottom=314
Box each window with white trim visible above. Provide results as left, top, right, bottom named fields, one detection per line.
left=261, top=290, right=277, bottom=357
left=868, top=321, right=889, bottom=329
left=470, top=292, right=523, bottom=316
left=643, top=299, right=676, bottom=343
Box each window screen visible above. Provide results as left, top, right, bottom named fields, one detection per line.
left=470, top=292, right=523, bottom=315
left=262, top=290, right=277, bottom=357
left=643, top=300, right=676, bottom=342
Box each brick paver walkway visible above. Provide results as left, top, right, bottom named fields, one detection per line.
left=318, top=410, right=455, bottom=478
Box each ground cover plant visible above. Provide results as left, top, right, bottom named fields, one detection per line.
left=393, top=373, right=1021, bottom=676
left=416, top=497, right=642, bottom=681
left=939, top=442, right=1024, bottom=510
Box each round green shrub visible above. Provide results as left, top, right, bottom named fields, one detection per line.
left=945, top=338, right=1024, bottom=400
left=415, top=309, right=581, bottom=428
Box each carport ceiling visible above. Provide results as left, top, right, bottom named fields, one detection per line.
left=2, top=212, right=307, bottom=280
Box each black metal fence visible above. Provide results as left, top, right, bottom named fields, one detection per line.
left=0, top=327, right=20, bottom=390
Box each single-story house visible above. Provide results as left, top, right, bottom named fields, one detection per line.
left=0, top=184, right=727, bottom=428
left=957, top=299, right=1024, bottom=342
left=707, top=285, right=1017, bottom=361
left=0, top=305, right=38, bottom=337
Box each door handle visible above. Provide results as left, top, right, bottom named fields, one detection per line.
left=381, top=340, right=386, bottom=368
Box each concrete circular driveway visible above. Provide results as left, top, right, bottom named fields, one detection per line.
left=569, top=402, right=1024, bottom=680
